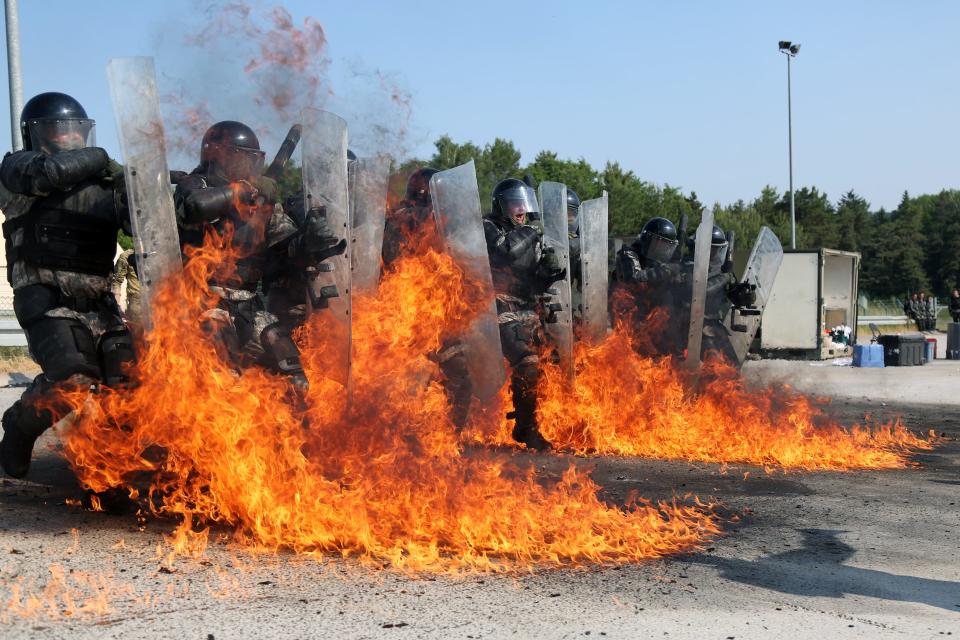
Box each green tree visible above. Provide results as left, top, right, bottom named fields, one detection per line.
left=778, top=187, right=836, bottom=248
left=884, top=191, right=929, bottom=295
left=834, top=190, right=871, bottom=252
left=598, top=162, right=661, bottom=237
left=523, top=151, right=600, bottom=201
left=923, top=190, right=960, bottom=294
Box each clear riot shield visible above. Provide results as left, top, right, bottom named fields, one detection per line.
left=349, top=156, right=390, bottom=295
left=300, top=108, right=351, bottom=387
left=684, top=208, right=715, bottom=368
left=721, top=226, right=784, bottom=367
left=579, top=192, right=609, bottom=344
left=429, top=160, right=506, bottom=402
left=538, top=181, right=575, bottom=385
left=106, top=57, right=182, bottom=330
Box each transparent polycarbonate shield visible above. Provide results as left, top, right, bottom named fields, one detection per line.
left=430, top=160, right=506, bottom=402
left=301, top=108, right=351, bottom=387
left=684, top=208, right=715, bottom=368
left=107, top=57, right=182, bottom=330
left=579, top=192, right=609, bottom=344
left=742, top=226, right=783, bottom=309
left=350, top=155, right=390, bottom=295
left=722, top=226, right=784, bottom=367
left=538, top=181, right=575, bottom=384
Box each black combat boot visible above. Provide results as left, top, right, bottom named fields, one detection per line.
left=509, top=380, right=552, bottom=452
left=0, top=404, right=42, bottom=479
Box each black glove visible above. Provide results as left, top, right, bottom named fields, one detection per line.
left=727, top=281, right=757, bottom=308
left=300, top=206, right=347, bottom=261
left=537, top=248, right=567, bottom=285
left=302, top=206, right=337, bottom=252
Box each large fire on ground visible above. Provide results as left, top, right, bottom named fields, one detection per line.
left=50, top=225, right=929, bottom=572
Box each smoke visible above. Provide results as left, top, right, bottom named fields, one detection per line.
left=153, top=1, right=413, bottom=169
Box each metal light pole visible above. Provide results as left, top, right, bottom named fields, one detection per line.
left=778, top=40, right=800, bottom=249
left=5, top=0, right=23, bottom=151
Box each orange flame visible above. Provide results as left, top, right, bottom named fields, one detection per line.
left=53, top=232, right=719, bottom=572
left=532, top=321, right=931, bottom=469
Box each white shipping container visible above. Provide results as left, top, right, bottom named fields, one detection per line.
left=760, top=249, right=860, bottom=359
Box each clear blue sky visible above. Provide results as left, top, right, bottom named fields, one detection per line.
left=1, top=0, right=957, bottom=211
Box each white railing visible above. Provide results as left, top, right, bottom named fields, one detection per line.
left=0, top=319, right=26, bottom=346
left=857, top=315, right=909, bottom=326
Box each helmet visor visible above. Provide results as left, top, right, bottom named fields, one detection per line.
left=497, top=184, right=540, bottom=224
left=27, top=118, right=95, bottom=153
left=709, top=243, right=728, bottom=270
left=567, top=205, right=580, bottom=235
left=207, top=143, right=266, bottom=181
left=645, top=234, right=679, bottom=264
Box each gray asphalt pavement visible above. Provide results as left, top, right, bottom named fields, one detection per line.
left=0, top=363, right=958, bottom=639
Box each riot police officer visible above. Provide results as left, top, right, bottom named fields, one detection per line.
left=176, top=120, right=337, bottom=390
left=0, top=92, right=134, bottom=478
left=565, top=189, right=584, bottom=320
left=484, top=178, right=566, bottom=451
left=686, top=225, right=755, bottom=362
left=381, top=167, right=473, bottom=429
left=613, top=217, right=686, bottom=354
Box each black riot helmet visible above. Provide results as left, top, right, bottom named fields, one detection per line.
left=635, top=217, right=679, bottom=265
left=686, top=224, right=729, bottom=271
left=200, top=120, right=266, bottom=182
left=20, top=92, right=96, bottom=153
left=566, top=188, right=582, bottom=233
left=405, top=167, right=439, bottom=207
left=347, top=148, right=357, bottom=163
left=492, top=178, right=540, bottom=227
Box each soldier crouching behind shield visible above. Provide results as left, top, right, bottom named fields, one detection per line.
left=381, top=167, right=473, bottom=429
left=483, top=179, right=566, bottom=451
left=682, top=224, right=755, bottom=363
left=0, top=92, right=135, bottom=478
left=175, top=120, right=341, bottom=392
left=613, top=216, right=686, bottom=356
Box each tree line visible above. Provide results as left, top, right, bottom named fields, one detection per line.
left=141, top=134, right=955, bottom=300
left=399, top=135, right=960, bottom=299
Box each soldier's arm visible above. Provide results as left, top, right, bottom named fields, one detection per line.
left=174, top=174, right=236, bottom=225
left=484, top=219, right=539, bottom=263
left=1, top=148, right=109, bottom=196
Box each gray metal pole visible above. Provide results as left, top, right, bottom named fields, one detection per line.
left=787, top=53, right=796, bottom=249
left=5, top=0, right=23, bottom=151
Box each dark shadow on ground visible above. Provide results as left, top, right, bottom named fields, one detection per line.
left=693, top=528, right=960, bottom=612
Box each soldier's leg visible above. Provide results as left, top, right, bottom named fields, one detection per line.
left=435, top=339, right=473, bottom=430
left=97, top=296, right=136, bottom=387
left=498, top=318, right=551, bottom=451
left=1, top=285, right=101, bottom=478
left=255, top=308, right=307, bottom=391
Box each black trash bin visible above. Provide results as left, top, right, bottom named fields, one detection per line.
left=877, top=333, right=926, bottom=366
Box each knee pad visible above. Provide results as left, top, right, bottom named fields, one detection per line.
left=13, top=284, right=60, bottom=327
left=26, top=317, right=100, bottom=382
left=260, top=323, right=304, bottom=376
left=99, top=330, right=135, bottom=386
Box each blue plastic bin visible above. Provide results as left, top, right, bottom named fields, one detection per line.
left=853, top=343, right=885, bottom=368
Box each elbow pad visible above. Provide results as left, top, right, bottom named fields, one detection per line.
left=42, top=147, right=109, bottom=191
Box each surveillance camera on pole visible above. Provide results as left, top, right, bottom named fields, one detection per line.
left=778, top=39, right=801, bottom=249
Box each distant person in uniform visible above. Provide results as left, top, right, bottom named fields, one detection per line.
left=909, top=293, right=922, bottom=330
left=949, top=289, right=960, bottom=323
left=110, top=248, right=141, bottom=328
